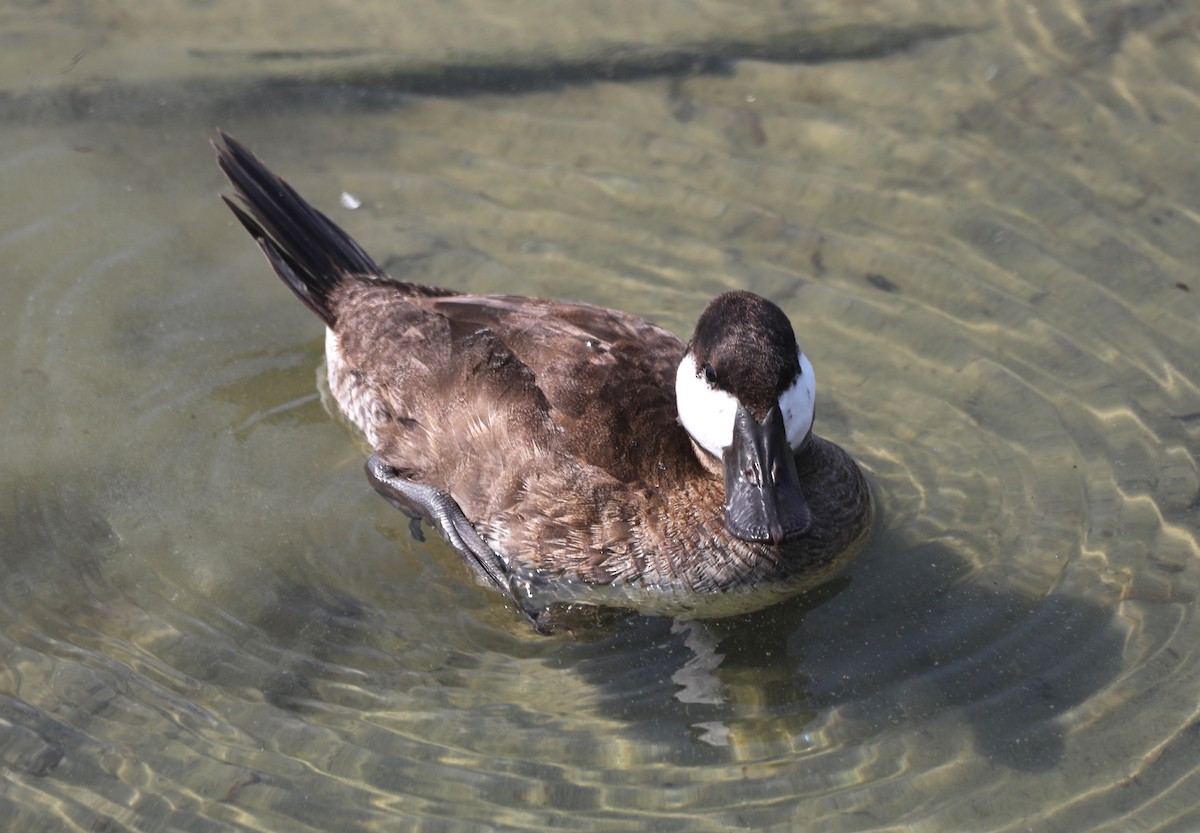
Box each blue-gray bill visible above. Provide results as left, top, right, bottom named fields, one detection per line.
left=722, top=403, right=811, bottom=545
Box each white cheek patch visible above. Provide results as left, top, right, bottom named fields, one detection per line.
left=675, top=353, right=737, bottom=458
left=779, top=352, right=816, bottom=450
left=675, top=350, right=816, bottom=457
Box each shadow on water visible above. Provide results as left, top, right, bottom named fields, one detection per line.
left=0, top=23, right=973, bottom=124
left=244, top=521, right=1124, bottom=773
left=543, top=540, right=1123, bottom=772
left=0, top=484, right=120, bottom=782
left=0, top=479, right=1125, bottom=780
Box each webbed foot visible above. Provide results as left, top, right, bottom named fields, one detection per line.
left=365, top=454, right=549, bottom=631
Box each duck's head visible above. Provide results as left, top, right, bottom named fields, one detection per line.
left=675, top=291, right=815, bottom=545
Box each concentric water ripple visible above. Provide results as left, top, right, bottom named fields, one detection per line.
left=2, top=1, right=1199, bottom=831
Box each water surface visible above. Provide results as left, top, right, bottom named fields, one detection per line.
left=2, top=1, right=1199, bottom=830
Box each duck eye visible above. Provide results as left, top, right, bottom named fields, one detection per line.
left=703, top=362, right=717, bottom=384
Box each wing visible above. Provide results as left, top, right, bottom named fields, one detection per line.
left=427, top=295, right=696, bottom=484
left=325, top=281, right=707, bottom=574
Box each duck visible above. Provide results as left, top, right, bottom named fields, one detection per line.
left=215, top=132, right=871, bottom=630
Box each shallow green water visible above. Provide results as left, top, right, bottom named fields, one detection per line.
left=2, top=1, right=1199, bottom=831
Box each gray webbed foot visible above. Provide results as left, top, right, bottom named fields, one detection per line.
left=365, top=454, right=548, bottom=630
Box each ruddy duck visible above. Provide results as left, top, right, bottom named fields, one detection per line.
left=215, top=132, right=871, bottom=629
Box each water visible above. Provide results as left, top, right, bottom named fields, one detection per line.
left=2, top=1, right=1199, bottom=830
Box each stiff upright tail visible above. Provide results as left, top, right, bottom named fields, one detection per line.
left=215, top=131, right=386, bottom=327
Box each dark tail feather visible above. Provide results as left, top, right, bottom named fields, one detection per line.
left=214, top=131, right=385, bottom=327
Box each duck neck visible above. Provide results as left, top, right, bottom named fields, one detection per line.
left=687, top=436, right=725, bottom=479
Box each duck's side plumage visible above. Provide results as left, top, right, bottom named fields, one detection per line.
left=216, top=132, right=872, bottom=621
